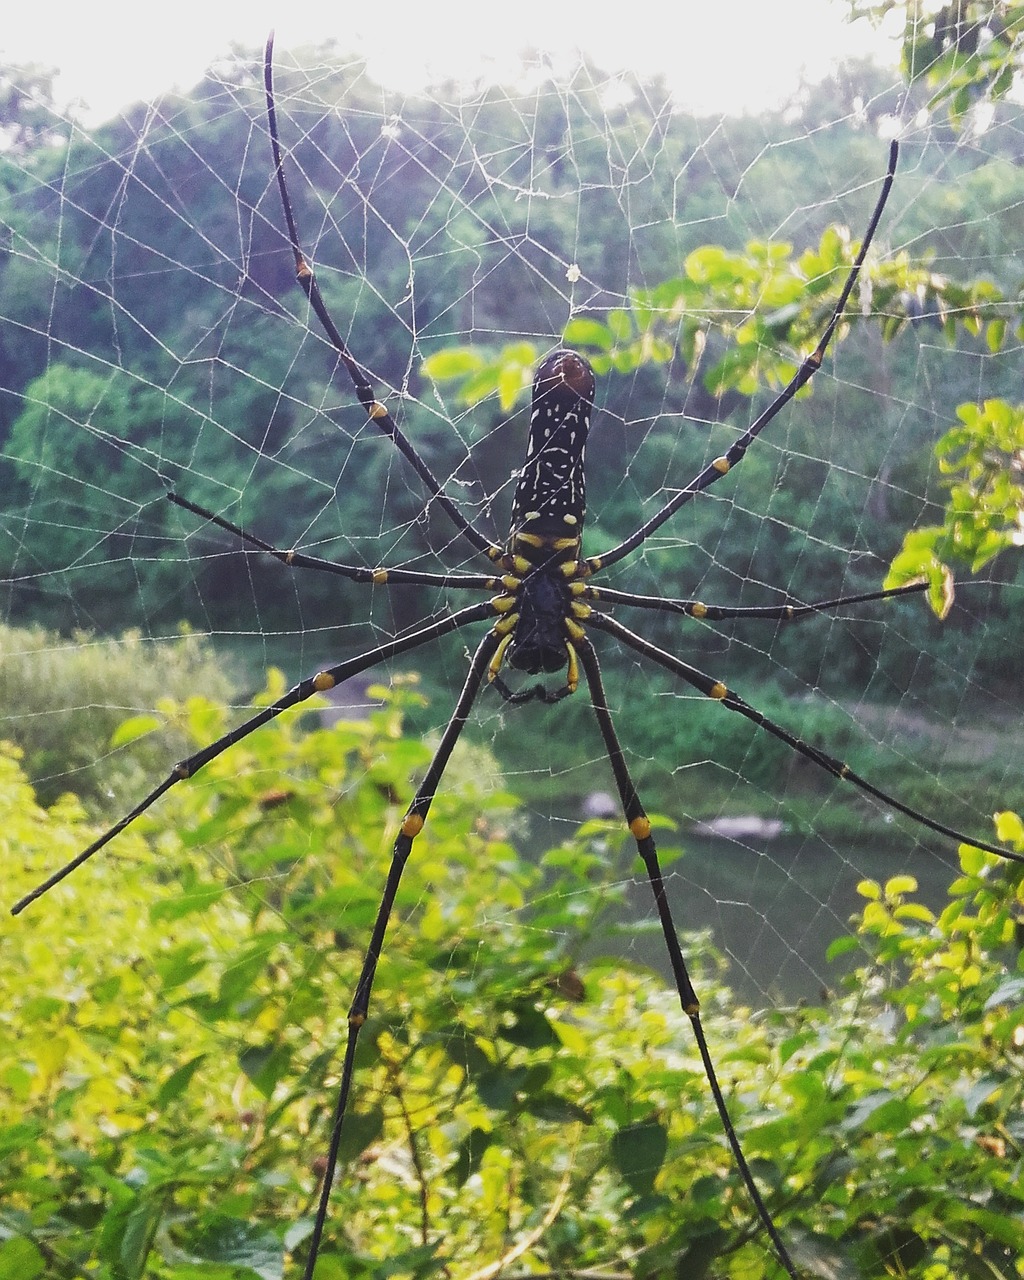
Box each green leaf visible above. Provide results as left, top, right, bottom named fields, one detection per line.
left=610, top=1119, right=668, bottom=1195
left=156, top=1054, right=208, bottom=1108
left=0, top=1238, right=45, bottom=1280
left=109, top=714, right=163, bottom=748
left=422, top=347, right=483, bottom=380
left=118, top=1199, right=163, bottom=1280
left=452, top=1127, right=491, bottom=1186
left=238, top=1042, right=293, bottom=1099
left=497, top=1004, right=559, bottom=1049
left=189, top=1217, right=284, bottom=1280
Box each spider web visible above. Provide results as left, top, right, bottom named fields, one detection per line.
left=2, top=25, right=1023, bottom=1278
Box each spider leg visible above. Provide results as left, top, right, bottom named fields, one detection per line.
left=264, top=34, right=500, bottom=565
left=168, top=492, right=497, bottom=590
left=10, top=601, right=494, bottom=915
left=588, top=141, right=898, bottom=575
left=586, top=579, right=927, bottom=620
left=300, top=629, right=500, bottom=1279
left=589, top=610, right=1024, bottom=866
left=576, top=637, right=799, bottom=1280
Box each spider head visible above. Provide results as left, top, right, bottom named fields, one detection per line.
left=534, top=348, right=596, bottom=404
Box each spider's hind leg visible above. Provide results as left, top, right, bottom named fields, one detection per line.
left=575, top=636, right=800, bottom=1280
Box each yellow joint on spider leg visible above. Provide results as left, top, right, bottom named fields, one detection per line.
left=372, top=568, right=388, bottom=584
left=313, top=671, right=337, bottom=691
left=349, top=1011, right=367, bottom=1028
left=491, top=594, right=516, bottom=613
left=368, top=401, right=388, bottom=420
left=488, top=633, right=514, bottom=681
left=571, top=601, right=592, bottom=620
left=565, top=643, right=579, bottom=693
left=564, top=618, right=586, bottom=643
left=708, top=681, right=728, bottom=700
left=402, top=813, right=425, bottom=838
left=690, top=601, right=707, bottom=618
left=501, top=574, right=522, bottom=590
left=569, top=580, right=589, bottom=596
left=629, top=816, right=652, bottom=840
left=712, top=456, right=730, bottom=474
left=493, top=612, right=519, bottom=637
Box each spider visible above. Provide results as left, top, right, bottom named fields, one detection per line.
left=13, top=32, right=1024, bottom=1280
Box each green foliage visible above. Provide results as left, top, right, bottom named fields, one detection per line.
left=887, top=398, right=1024, bottom=610
left=0, top=622, right=234, bottom=812
left=427, top=226, right=1014, bottom=411
left=851, top=2, right=1024, bottom=122
left=2, top=690, right=1023, bottom=1278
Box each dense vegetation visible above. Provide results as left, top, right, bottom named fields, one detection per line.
left=2, top=39, right=1024, bottom=829
left=2, top=687, right=1022, bottom=1278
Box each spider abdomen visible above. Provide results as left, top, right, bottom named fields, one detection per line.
left=509, top=349, right=596, bottom=542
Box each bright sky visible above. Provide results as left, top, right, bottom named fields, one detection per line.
left=4, top=0, right=900, bottom=123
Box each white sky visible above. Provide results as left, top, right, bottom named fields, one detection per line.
left=3, top=0, right=901, bottom=124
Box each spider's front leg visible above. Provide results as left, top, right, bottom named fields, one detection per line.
left=300, top=629, right=500, bottom=1278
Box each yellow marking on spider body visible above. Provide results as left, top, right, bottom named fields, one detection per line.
left=565, top=642, right=579, bottom=693
left=514, top=532, right=546, bottom=549
left=709, top=681, right=727, bottom=700
left=551, top=536, right=580, bottom=552
left=630, top=816, right=651, bottom=840
left=563, top=514, right=578, bottom=526
left=488, top=633, right=514, bottom=681
left=402, top=813, right=425, bottom=837
left=493, top=612, right=519, bottom=637
left=314, top=671, right=336, bottom=691
left=712, top=456, right=730, bottom=474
